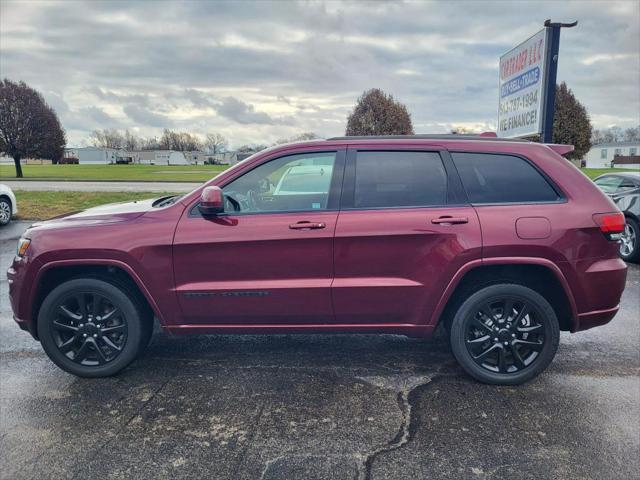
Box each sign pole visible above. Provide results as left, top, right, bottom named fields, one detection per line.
left=540, top=19, right=578, bottom=143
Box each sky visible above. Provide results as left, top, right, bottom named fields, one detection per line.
left=1, top=0, right=639, bottom=148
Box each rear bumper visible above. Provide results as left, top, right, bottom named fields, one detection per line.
left=570, top=256, right=627, bottom=332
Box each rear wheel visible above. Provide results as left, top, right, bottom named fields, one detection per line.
left=619, top=217, right=639, bottom=263
left=449, top=284, right=559, bottom=385
left=38, top=278, right=146, bottom=377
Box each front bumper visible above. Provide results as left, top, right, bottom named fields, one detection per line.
left=7, top=255, right=40, bottom=339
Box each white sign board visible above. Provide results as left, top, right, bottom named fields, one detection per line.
left=498, top=29, right=548, bottom=138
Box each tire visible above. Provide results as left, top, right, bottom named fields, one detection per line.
left=0, top=197, right=11, bottom=226
left=619, top=217, right=639, bottom=263
left=449, top=284, right=559, bottom=385
left=38, top=278, right=145, bottom=377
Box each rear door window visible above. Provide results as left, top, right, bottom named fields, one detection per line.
left=451, top=152, right=560, bottom=204
left=353, top=151, right=447, bottom=208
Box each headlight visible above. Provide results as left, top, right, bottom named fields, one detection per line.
left=17, top=238, right=31, bottom=257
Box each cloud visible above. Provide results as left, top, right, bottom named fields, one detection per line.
left=0, top=0, right=637, bottom=147
left=89, top=87, right=150, bottom=107
left=80, top=106, right=118, bottom=125
left=123, top=105, right=171, bottom=128
left=215, top=96, right=293, bottom=125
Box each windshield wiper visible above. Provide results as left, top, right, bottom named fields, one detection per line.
left=153, top=195, right=181, bottom=208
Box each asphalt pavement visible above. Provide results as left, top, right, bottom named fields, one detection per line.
left=1, top=180, right=200, bottom=192
left=1, top=221, right=638, bottom=480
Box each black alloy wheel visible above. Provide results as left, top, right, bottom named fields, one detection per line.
left=38, top=278, right=148, bottom=377
left=450, top=284, right=559, bottom=385
left=51, top=292, right=128, bottom=366
left=464, top=297, right=545, bottom=374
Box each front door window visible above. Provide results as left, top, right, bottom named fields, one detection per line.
left=223, top=152, right=337, bottom=213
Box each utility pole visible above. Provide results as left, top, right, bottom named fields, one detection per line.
left=540, top=19, right=578, bottom=143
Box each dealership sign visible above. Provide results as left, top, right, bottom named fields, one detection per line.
left=498, top=29, right=548, bottom=138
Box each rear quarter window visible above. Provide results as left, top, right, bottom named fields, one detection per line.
left=451, top=152, right=560, bottom=204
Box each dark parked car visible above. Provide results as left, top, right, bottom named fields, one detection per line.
left=8, top=135, right=627, bottom=385
left=594, top=171, right=640, bottom=262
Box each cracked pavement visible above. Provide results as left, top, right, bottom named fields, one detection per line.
left=1, top=221, right=639, bottom=479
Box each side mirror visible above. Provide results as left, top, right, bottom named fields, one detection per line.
left=199, top=186, right=224, bottom=216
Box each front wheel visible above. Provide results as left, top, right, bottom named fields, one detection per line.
left=449, top=284, right=559, bottom=385
left=38, top=278, right=146, bottom=377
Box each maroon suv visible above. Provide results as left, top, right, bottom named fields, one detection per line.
left=7, top=135, right=628, bottom=384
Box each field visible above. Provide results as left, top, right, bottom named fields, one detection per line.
left=14, top=191, right=177, bottom=221
left=0, top=164, right=228, bottom=182
left=581, top=167, right=638, bottom=179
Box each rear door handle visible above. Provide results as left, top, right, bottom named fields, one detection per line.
left=289, top=221, right=326, bottom=230
left=431, top=216, right=469, bottom=225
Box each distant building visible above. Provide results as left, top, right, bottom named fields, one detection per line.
left=60, top=148, right=239, bottom=166
left=64, top=147, right=126, bottom=164
left=183, top=151, right=238, bottom=165
left=585, top=141, right=640, bottom=168
left=129, top=150, right=189, bottom=165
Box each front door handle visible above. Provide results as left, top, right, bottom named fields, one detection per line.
left=289, top=221, right=326, bottom=230
left=431, top=216, right=469, bottom=225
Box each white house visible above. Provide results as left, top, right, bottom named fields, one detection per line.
left=129, top=150, right=189, bottom=165
left=64, top=147, right=126, bottom=164
left=184, top=151, right=239, bottom=165
left=585, top=141, right=640, bottom=168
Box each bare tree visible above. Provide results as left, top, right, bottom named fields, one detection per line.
left=90, top=128, right=125, bottom=149
left=0, top=79, right=66, bottom=177
left=204, top=132, right=228, bottom=154
left=123, top=130, right=140, bottom=151
left=139, top=136, right=161, bottom=150
left=591, top=125, right=638, bottom=145
left=160, top=129, right=202, bottom=151
left=273, top=132, right=319, bottom=145
left=236, top=144, right=268, bottom=155
left=346, top=89, right=414, bottom=136
left=624, top=126, right=640, bottom=142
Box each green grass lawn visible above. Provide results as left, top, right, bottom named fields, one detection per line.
left=0, top=164, right=228, bottom=182
left=581, top=167, right=639, bottom=179
left=14, top=191, right=178, bottom=221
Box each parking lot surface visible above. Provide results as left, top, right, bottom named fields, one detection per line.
left=1, top=221, right=638, bottom=480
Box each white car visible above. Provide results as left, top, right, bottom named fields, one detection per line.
left=273, top=164, right=334, bottom=195
left=0, top=184, right=18, bottom=226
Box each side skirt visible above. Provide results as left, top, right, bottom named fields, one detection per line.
left=164, top=323, right=434, bottom=338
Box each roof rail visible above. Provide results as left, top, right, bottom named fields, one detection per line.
left=326, top=133, right=529, bottom=142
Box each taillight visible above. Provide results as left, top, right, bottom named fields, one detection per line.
left=592, top=212, right=625, bottom=238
